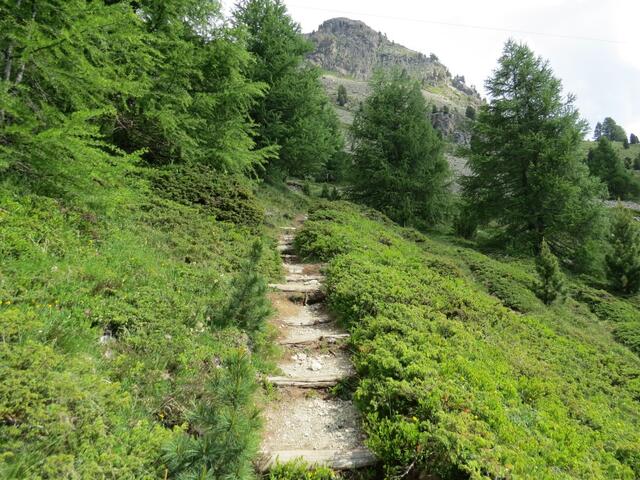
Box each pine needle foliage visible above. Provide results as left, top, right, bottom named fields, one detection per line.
left=163, top=351, right=261, bottom=480
left=337, top=84, right=348, bottom=107
left=605, top=205, right=640, bottom=294
left=535, top=238, right=566, bottom=304
left=212, top=240, right=273, bottom=333
left=350, top=69, right=452, bottom=228
left=233, top=0, right=343, bottom=178
left=587, top=137, right=640, bottom=200
left=463, top=40, right=606, bottom=265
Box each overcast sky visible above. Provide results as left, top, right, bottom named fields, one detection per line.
left=226, top=0, right=640, bottom=139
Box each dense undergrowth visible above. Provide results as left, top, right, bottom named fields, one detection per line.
left=0, top=163, right=303, bottom=478
left=295, top=202, right=640, bottom=479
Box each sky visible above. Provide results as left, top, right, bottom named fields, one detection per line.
left=224, top=0, right=640, bottom=139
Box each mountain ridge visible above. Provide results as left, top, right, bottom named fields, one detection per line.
left=304, top=17, right=483, bottom=144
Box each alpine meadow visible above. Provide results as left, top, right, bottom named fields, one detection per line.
left=1, top=1, right=639, bottom=480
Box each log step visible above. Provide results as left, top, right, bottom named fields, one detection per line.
left=279, top=333, right=349, bottom=345
left=256, top=449, right=376, bottom=471
left=285, top=274, right=324, bottom=282
left=266, top=375, right=346, bottom=388
left=269, top=282, right=322, bottom=293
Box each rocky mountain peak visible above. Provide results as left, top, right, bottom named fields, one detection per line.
left=306, top=17, right=479, bottom=99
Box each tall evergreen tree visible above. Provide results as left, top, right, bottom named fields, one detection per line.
left=606, top=205, right=640, bottom=294
left=337, top=84, right=348, bottom=106
left=0, top=0, right=151, bottom=179
left=630, top=133, right=639, bottom=145
left=350, top=69, right=452, bottom=227
left=601, top=117, right=627, bottom=142
left=594, top=121, right=603, bottom=140
left=587, top=137, right=640, bottom=200
left=112, top=0, right=270, bottom=171
left=233, top=0, right=343, bottom=179
left=462, top=40, right=605, bottom=264
left=535, top=238, right=566, bottom=304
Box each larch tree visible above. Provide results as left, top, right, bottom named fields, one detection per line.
left=233, top=0, right=343, bottom=179
left=587, top=137, right=640, bottom=200
left=605, top=205, right=640, bottom=294
left=350, top=69, right=452, bottom=228
left=462, top=40, right=605, bottom=266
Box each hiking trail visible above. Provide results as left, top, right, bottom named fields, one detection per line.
left=257, top=217, right=375, bottom=471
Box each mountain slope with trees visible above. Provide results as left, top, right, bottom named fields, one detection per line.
left=2, top=1, right=640, bottom=479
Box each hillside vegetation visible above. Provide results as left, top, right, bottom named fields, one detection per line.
left=296, top=202, right=640, bottom=479
left=3, top=0, right=640, bottom=478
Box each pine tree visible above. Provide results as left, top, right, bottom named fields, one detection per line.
left=535, top=239, right=566, bottom=305
left=630, top=133, right=639, bottom=145
left=163, top=351, right=260, bottom=480
left=465, top=105, right=476, bottom=120
left=213, top=240, right=273, bottom=333
left=350, top=69, right=452, bottom=227
left=601, top=117, right=627, bottom=142
left=234, top=0, right=343, bottom=179
left=594, top=122, right=603, bottom=140
left=462, top=40, right=605, bottom=264
left=587, top=137, right=640, bottom=200
left=606, top=205, right=640, bottom=294
left=337, top=84, right=348, bottom=106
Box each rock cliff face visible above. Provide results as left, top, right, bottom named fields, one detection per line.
left=306, top=18, right=480, bottom=99
left=305, top=18, right=482, bottom=144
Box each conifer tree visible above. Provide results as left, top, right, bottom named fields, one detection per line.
left=350, top=69, right=452, bottom=227
left=337, top=84, right=348, bottom=106
left=605, top=205, right=640, bottom=294
left=630, top=133, right=639, bottom=145
left=587, top=137, right=640, bottom=199
left=234, top=0, right=343, bottom=179
left=594, top=122, right=603, bottom=140
left=463, top=40, right=605, bottom=264
left=465, top=105, right=476, bottom=120
left=601, top=117, right=627, bottom=142
left=536, top=239, right=566, bottom=304
left=213, top=240, right=272, bottom=334
left=163, top=351, right=260, bottom=479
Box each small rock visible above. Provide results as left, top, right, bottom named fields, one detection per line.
left=309, top=359, right=322, bottom=371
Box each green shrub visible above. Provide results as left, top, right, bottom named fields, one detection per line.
left=296, top=203, right=640, bottom=479
left=0, top=174, right=280, bottom=477
left=152, top=163, right=264, bottom=227
left=212, top=240, right=273, bottom=334
left=267, top=459, right=339, bottom=479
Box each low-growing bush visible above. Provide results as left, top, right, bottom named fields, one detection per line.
left=152, top=163, right=264, bottom=227
left=296, top=203, right=640, bottom=479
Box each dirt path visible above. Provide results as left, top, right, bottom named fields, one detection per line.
left=257, top=218, right=375, bottom=472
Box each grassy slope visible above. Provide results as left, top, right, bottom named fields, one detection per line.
left=0, top=163, right=306, bottom=478
left=295, top=201, right=640, bottom=479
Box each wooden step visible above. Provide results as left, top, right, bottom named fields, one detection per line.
left=256, top=448, right=376, bottom=471
left=269, top=282, right=322, bottom=293
left=266, top=374, right=346, bottom=388
left=285, top=274, right=324, bottom=282
left=279, top=332, right=349, bottom=345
